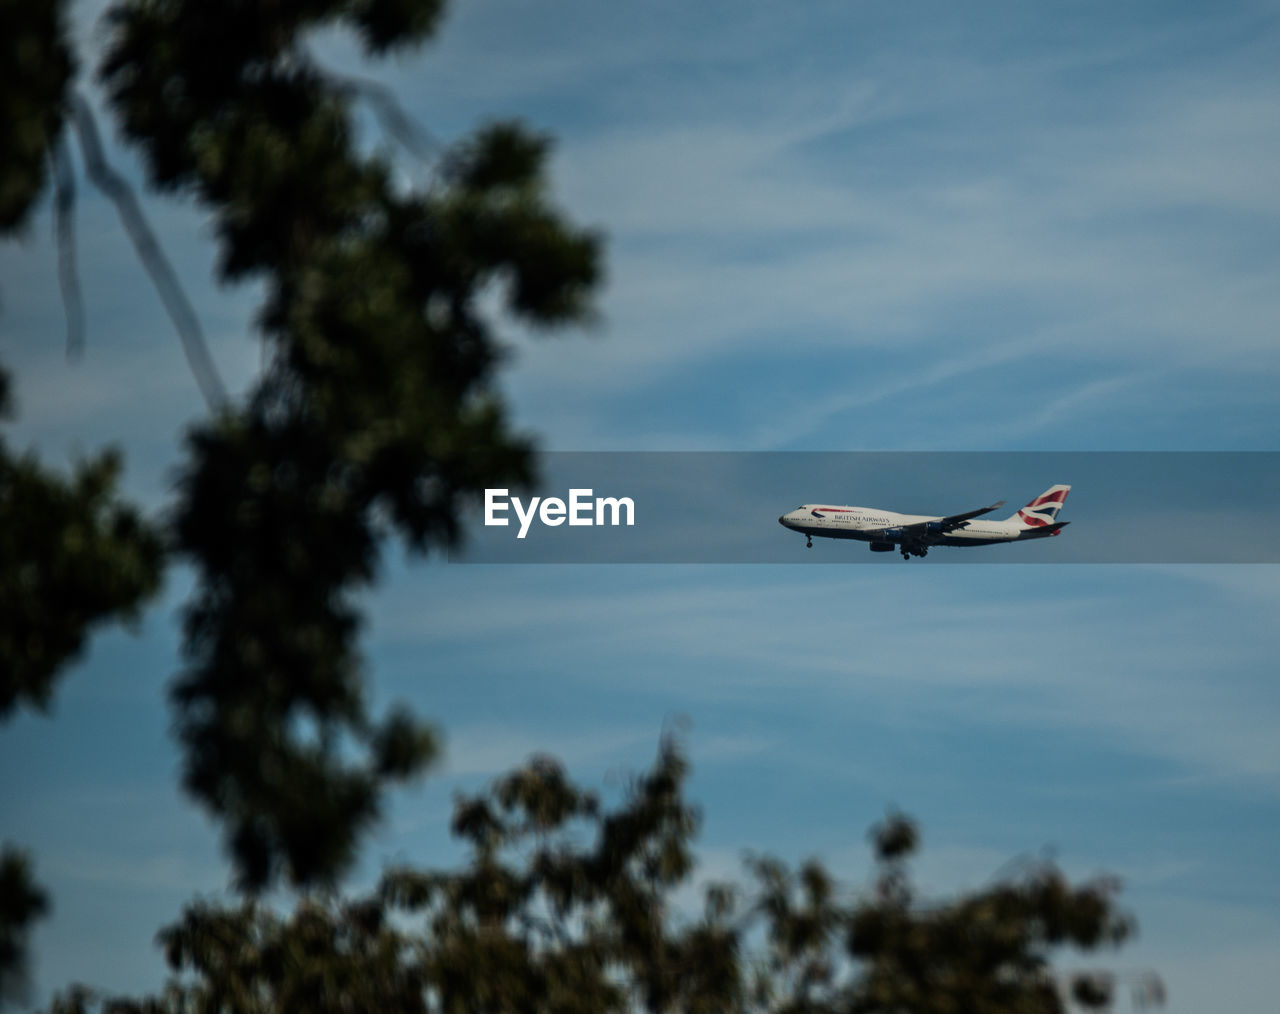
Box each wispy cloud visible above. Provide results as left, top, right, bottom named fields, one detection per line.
left=477, top=6, right=1280, bottom=449
left=376, top=565, right=1280, bottom=785
left=439, top=721, right=658, bottom=778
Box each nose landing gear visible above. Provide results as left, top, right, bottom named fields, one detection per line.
left=805, top=536, right=813, bottom=548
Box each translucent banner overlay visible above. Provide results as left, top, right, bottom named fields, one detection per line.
left=452, top=452, right=1280, bottom=563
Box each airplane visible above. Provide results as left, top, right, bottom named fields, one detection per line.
left=778, top=484, right=1071, bottom=560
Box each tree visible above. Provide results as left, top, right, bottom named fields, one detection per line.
left=104, top=0, right=600, bottom=892
left=3, top=0, right=596, bottom=996
left=44, top=742, right=1159, bottom=1014
left=0, top=848, right=50, bottom=1009
left=3, top=0, right=600, bottom=893
left=2, top=4, right=164, bottom=1000
left=0, top=370, right=163, bottom=719
left=0, top=1, right=73, bottom=235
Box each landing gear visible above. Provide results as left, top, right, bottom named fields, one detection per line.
left=900, top=543, right=929, bottom=560
left=805, top=536, right=813, bottom=548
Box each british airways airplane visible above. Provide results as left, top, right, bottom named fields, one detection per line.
left=778, top=484, right=1071, bottom=559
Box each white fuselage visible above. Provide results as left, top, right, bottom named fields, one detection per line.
left=778, top=505, right=1030, bottom=547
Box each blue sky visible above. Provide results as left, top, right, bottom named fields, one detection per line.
left=2, top=1, right=1279, bottom=1010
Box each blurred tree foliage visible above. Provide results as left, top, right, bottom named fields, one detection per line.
left=0, top=848, right=50, bottom=1009
left=0, top=1, right=74, bottom=233
left=44, top=744, right=1153, bottom=1014
left=3, top=0, right=600, bottom=895
left=2, top=5, right=162, bottom=1002
left=1, top=0, right=1159, bottom=1010
left=0, top=372, right=163, bottom=718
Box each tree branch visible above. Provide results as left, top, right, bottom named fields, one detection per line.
left=50, top=131, right=84, bottom=362
left=70, top=92, right=227, bottom=411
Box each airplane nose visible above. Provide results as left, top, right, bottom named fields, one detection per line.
left=778, top=514, right=789, bottom=527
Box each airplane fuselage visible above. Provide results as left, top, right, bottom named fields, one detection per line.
left=777, top=505, right=1044, bottom=547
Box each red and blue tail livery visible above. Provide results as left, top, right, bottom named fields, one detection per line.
left=779, top=484, right=1071, bottom=559
left=1016, top=485, right=1070, bottom=528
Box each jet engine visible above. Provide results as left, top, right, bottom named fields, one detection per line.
left=869, top=541, right=895, bottom=552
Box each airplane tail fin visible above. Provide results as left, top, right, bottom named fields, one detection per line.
left=1007, top=484, right=1071, bottom=529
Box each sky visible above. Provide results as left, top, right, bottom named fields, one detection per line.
left=2, top=0, right=1279, bottom=1010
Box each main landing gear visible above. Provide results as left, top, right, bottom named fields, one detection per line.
left=900, top=544, right=928, bottom=560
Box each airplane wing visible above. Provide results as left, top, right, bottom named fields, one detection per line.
left=865, top=500, right=1006, bottom=539
left=929, top=499, right=1006, bottom=532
